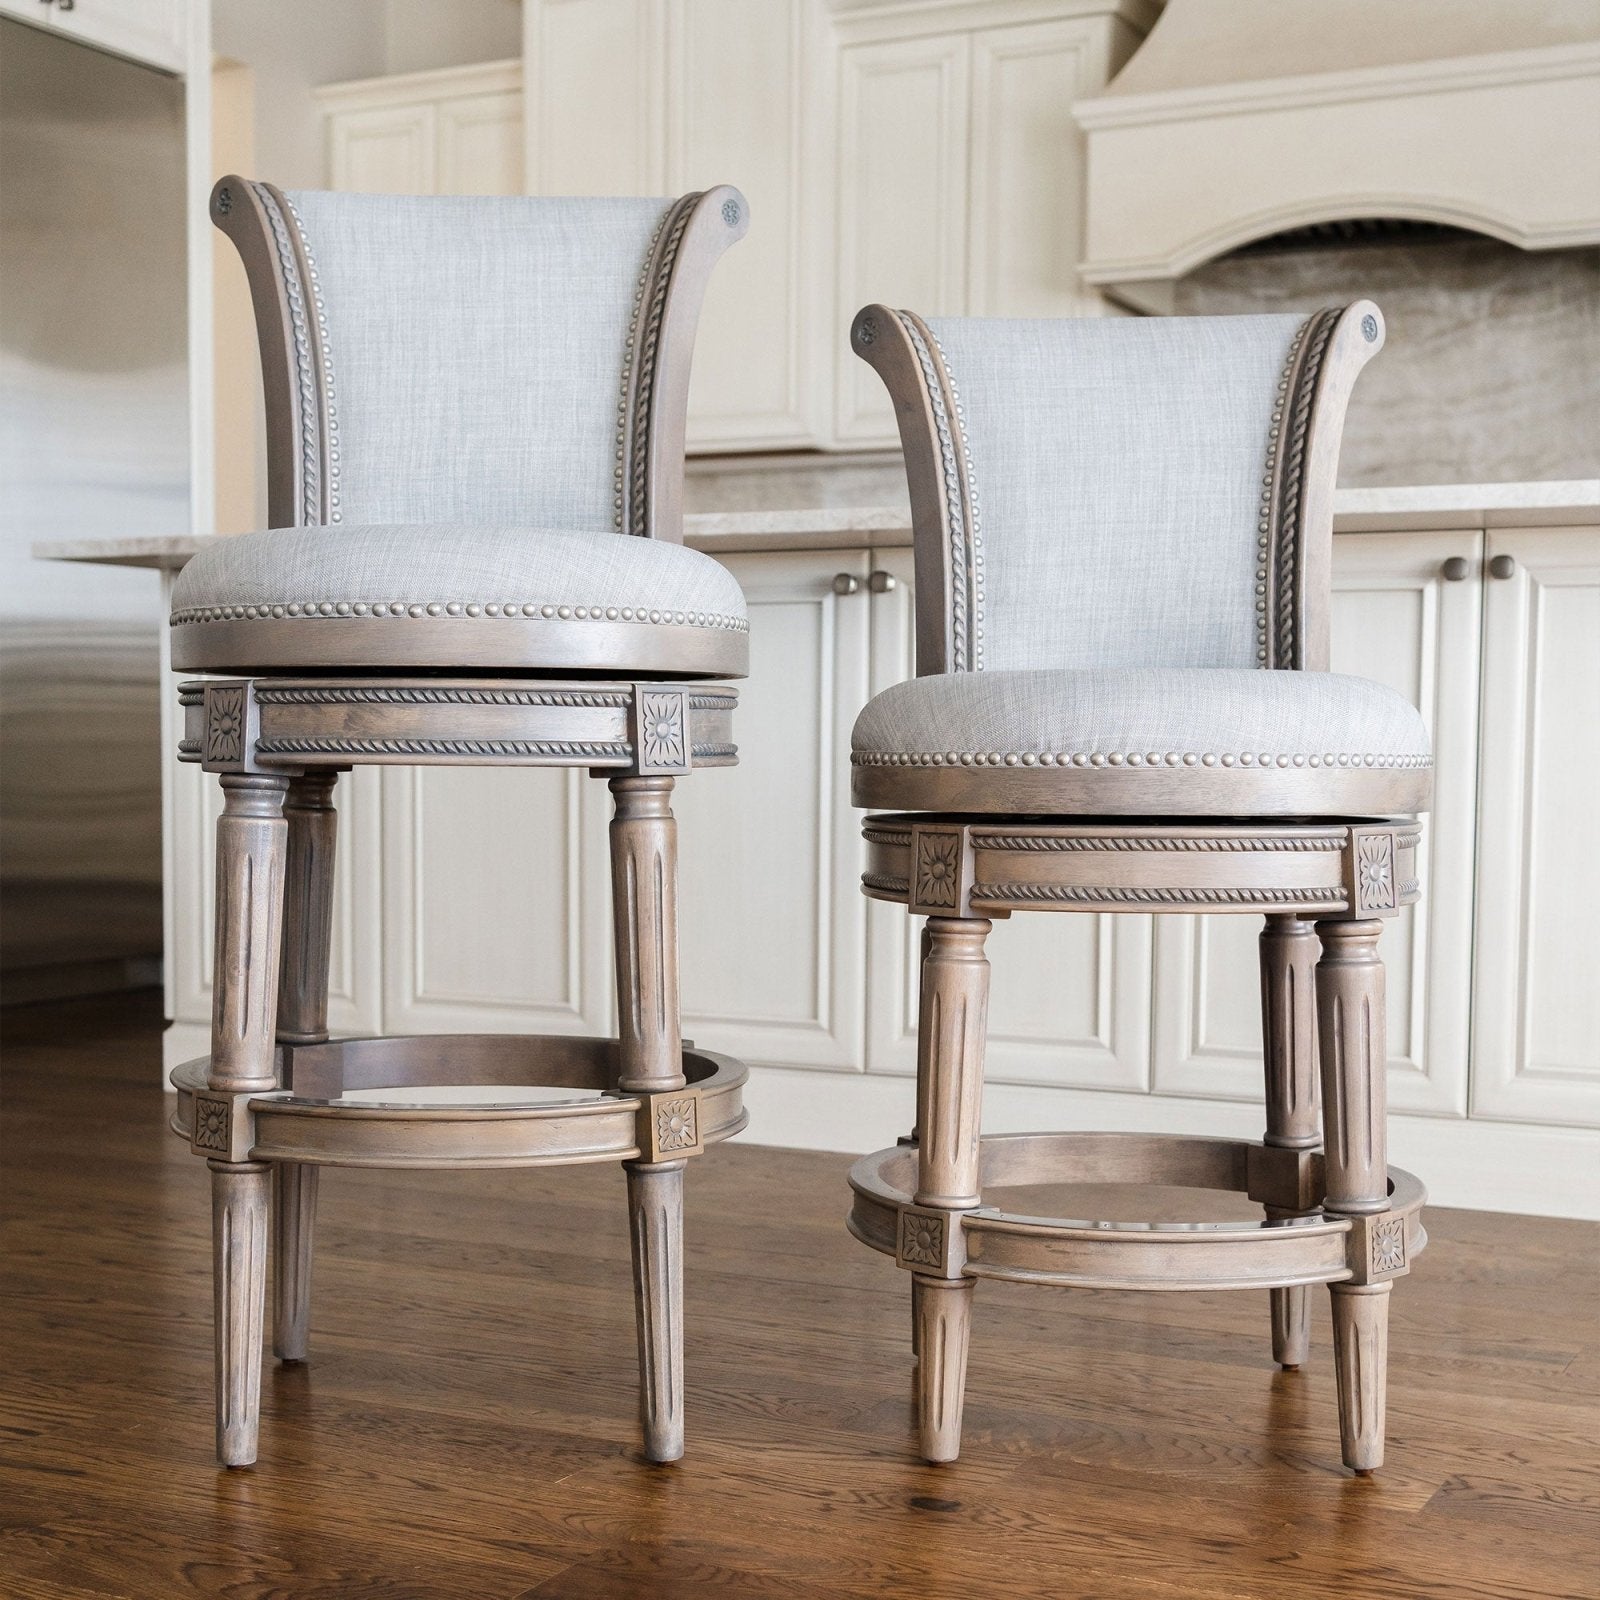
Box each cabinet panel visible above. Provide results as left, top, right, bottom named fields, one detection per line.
left=675, top=551, right=869, bottom=1070
left=1152, top=531, right=1484, bottom=1116
left=968, top=19, right=1109, bottom=318
left=670, top=0, right=816, bottom=449
left=834, top=35, right=968, bottom=445
left=380, top=766, right=611, bottom=1036
left=525, top=0, right=663, bottom=194
left=47, top=0, right=186, bottom=73
left=171, top=761, right=383, bottom=1041
left=1472, top=525, right=1600, bottom=1125
left=863, top=548, right=1153, bottom=1090
left=328, top=104, right=436, bottom=194
left=436, top=91, right=523, bottom=195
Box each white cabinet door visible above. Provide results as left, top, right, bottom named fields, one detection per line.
left=380, top=766, right=613, bottom=1037
left=169, top=761, right=384, bottom=1049
left=524, top=0, right=664, bottom=194
left=834, top=34, right=969, bottom=446
left=1472, top=525, right=1600, bottom=1126
left=46, top=0, right=186, bottom=72
left=674, top=550, right=870, bottom=1071
left=327, top=103, right=436, bottom=194
left=968, top=17, right=1119, bottom=319
left=862, top=548, right=1154, bottom=1090
left=1151, top=531, right=1485, bottom=1117
left=436, top=90, right=523, bottom=195
left=669, top=0, right=819, bottom=450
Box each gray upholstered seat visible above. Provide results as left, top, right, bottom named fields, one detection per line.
left=170, top=522, right=748, bottom=675
left=851, top=667, right=1430, bottom=814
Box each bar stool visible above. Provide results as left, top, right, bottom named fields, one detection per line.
left=169, top=178, right=750, bottom=1466
left=845, top=300, right=1429, bottom=1474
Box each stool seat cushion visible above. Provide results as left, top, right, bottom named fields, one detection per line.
left=170, top=523, right=748, bottom=677
left=851, top=668, right=1432, bottom=816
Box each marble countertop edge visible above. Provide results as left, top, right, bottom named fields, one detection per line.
left=32, top=481, right=1599, bottom=570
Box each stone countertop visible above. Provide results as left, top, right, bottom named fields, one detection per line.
left=32, top=481, right=1599, bottom=571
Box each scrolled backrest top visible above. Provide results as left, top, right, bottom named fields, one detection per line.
left=853, top=302, right=1382, bottom=675
left=212, top=177, right=748, bottom=540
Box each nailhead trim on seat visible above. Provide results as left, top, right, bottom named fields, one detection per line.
left=170, top=602, right=748, bottom=631
left=851, top=749, right=1431, bottom=770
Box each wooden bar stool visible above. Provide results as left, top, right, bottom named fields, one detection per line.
left=169, top=178, right=750, bottom=1467
left=846, top=300, right=1430, bottom=1474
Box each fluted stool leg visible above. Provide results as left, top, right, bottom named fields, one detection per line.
left=610, top=775, right=686, bottom=1463
left=1315, top=918, right=1392, bottom=1474
left=912, top=916, right=991, bottom=1464
left=208, top=773, right=289, bottom=1467
left=272, top=772, right=338, bottom=1363
left=1259, top=914, right=1321, bottom=1369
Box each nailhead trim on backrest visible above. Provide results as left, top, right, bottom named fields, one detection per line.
left=280, top=193, right=342, bottom=525
left=894, top=312, right=984, bottom=671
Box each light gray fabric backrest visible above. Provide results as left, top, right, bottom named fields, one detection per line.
left=281, top=190, right=673, bottom=531
left=923, top=314, right=1309, bottom=673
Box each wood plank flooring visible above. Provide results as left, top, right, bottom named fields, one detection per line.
left=2, top=993, right=1597, bottom=1599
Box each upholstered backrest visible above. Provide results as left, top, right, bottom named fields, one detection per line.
left=213, top=178, right=747, bottom=540
left=853, top=302, right=1383, bottom=675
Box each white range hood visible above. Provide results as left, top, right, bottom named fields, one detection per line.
left=1072, top=0, right=1600, bottom=299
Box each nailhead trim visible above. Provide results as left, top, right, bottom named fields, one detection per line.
left=281, top=193, right=341, bottom=525
left=852, top=749, right=1430, bottom=770
left=894, top=313, right=983, bottom=671
left=171, top=602, right=747, bottom=631
left=251, top=184, right=323, bottom=526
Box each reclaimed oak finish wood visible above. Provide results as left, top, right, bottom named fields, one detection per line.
left=5, top=996, right=1598, bottom=1600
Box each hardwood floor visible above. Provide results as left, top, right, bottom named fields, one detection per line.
left=3, top=993, right=1597, bottom=1600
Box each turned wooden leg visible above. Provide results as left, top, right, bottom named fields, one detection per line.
left=912, top=916, right=991, bottom=1464
left=610, top=776, right=687, bottom=1463
left=1260, top=914, right=1321, bottom=1370
left=1315, top=918, right=1391, bottom=1474
left=209, top=773, right=289, bottom=1467
left=272, top=772, right=337, bottom=1363
left=212, top=1161, right=270, bottom=1467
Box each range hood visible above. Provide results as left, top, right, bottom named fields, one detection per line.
left=1072, top=0, right=1600, bottom=303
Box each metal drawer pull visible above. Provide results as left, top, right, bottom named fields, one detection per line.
left=1440, top=556, right=1470, bottom=582
left=832, top=572, right=861, bottom=596
left=1489, top=554, right=1517, bottom=580
left=868, top=570, right=897, bottom=593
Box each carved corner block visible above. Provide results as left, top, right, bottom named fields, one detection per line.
left=1345, top=1211, right=1411, bottom=1284
left=190, top=1090, right=257, bottom=1163
left=201, top=681, right=266, bottom=774
left=908, top=826, right=974, bottom=918
left=631, top=688, right=691, bottom=776
left=1246, top=1142, right=1323, bottom=1212
left=1346, top=826, right=1400, bottom=918
left=638, top=1087, right=703, bottom=1162
left=895, top=1204, right=966, bottom=1279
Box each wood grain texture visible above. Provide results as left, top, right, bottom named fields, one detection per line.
left=6, top=995, right=1598, bottom=1600
left=913, top=917, right=991, bottom=1210
left=272, top=1162, right=317, bottom=1364
left=627, top=1163, right=685, bottom=1464
left=209, top=774, right=289, bottom=1094
left=1261, top=914, right=1322, bottom=1368
left=210, top=1161, right=269, bottom=1467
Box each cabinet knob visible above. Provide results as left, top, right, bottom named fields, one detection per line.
left=1440, top=556, right=1470, bottom=582
left=55, top=0, right=73, bottom=9
left=1489, top=554, right=1517, bottom=580
left=831, top=572, right=861, bottom=596
left=867, top=569, right=897, bottom=593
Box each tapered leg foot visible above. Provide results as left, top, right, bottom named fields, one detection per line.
left=914, top=1276, right=973, bottom=1464
left=1331, top=1283, right=1390, bottom=1473
left=272, top=1164, right=318, bottom=1363
left=212, top=1161, right=270, bottom=1467
left=1271, top=1284, right=1311, bottom=1370
left=628, top=1162, right=685, bottom=1463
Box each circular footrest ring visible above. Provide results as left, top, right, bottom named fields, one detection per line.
left=848, top=1132, right=1426, bottom=1293
left=170, top=1033, right=747, bottom=1169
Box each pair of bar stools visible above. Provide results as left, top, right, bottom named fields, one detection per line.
left=169, top=179, right=1429, bottom=1476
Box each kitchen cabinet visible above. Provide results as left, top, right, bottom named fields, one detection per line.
left=319, top=60, right=523, bottom=198
left=1, top=0, right=187, bottom=73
